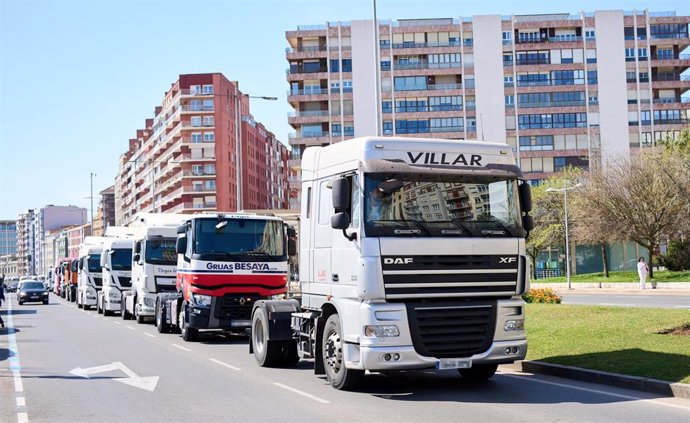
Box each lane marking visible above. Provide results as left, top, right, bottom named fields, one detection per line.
left=172, top=344, right=191, bottom=352
left=144, top=333, right=155, bottom=338
left=113, top=321, right=121, bottom=325
left=498, top=371, right=690, bottom=411
left=273, top=382, right=330, bottom=404
left=16, top=397, right=25, bottom=407
left=7, top=295, right=29, bottom=422
left=13, top=372, right=23, bottom=393
left=126, top=326, right=135, bottom=331
left=210, top=358, right=241, bottom=371
left=17, top=412, right=28, bottom=423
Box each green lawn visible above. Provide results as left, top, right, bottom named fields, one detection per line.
left=525, top=304, right=690, bottom=384
left=534, top=270, right=690, bottom=283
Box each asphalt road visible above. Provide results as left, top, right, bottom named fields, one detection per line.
left=2, top=292, right=689, bottom=423
left=560, top=293, right=690, bottom=308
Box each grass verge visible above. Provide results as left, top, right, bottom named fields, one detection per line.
left=535, top=270, right=690, bottom=283
left=526, top=304, right=690, bottom=384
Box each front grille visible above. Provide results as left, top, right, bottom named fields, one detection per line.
left=118, top=276, right=132, bottom=288
left=93, top=276, right=102, bottom=287
left=382, top=255, right=519, bottom=300
left=215, top=295, right=258, bottom=320
left=406, top=301, right=496, bottom=358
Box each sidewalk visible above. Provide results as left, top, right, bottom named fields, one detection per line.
left=531, top=282, right=690, bottom=293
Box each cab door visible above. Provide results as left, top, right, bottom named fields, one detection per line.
left=330, top=174, right=361, bottom=297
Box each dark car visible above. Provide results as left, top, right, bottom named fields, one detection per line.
left=18, top=281, right=50, bottom=305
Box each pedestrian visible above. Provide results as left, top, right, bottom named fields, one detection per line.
left=637, top=257, right=649, bottom=290
left=0, top=280, right=5, bottom=328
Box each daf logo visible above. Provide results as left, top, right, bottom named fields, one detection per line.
left=499, top=257, right=517, bottom=264
left=384, top=258, right=414, bottom=265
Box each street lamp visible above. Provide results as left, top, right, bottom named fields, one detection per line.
left=234, top=94, right=277, bottom=211
left=546, top=182, right=582, bottom=290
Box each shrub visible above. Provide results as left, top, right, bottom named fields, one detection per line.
left=523, top=287, right=562, bottom=304
left=659, top=239, right=690, bottom=271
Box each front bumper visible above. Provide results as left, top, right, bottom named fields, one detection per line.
left=352, top=339, right=527, bottom=371
left=187, top=296, right=253, bottom=330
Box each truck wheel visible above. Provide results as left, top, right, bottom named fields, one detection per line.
left=122, top=296, right=131, bottom=320
left=103, top=301, right=112, bottom=316
left=155, top=299, right=170, bottom=333
left=179, top=302, right=198, bottom=342
left=458, top=364, right=498, bottom=382
left=136, top=308, right=146, bottom=324
left=97, top=299, right=103, bottom=314
left=251, top=307, right=282, bottom=367
left=280, top=340, right=300, bottom=367
left=77, top=294, right=83, bottom=308
left=322, top=314, right=363, bottom=390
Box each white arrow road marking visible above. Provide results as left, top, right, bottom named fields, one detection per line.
left=69, top=362, right=159, bottom=392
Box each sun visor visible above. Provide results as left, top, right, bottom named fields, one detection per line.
left=358, top=159, right=523, bottom=179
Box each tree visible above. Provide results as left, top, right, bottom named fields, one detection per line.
left=582, top=150, right=690, bottom=278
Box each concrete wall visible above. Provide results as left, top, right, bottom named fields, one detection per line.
left=595, top=10, right=630, bottom=165
left=472, top=15, right=507, bottom=143
left=351, top=19, right=379, bottom=138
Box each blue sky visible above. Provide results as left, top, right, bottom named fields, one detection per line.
left=0, top=0, right=687, bottom=219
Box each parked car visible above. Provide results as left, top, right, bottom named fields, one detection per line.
left=18, top=281, right=50, bottom=305
left=6, top=278, right=20, bottom=293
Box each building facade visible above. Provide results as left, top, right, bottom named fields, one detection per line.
left=93, top=185, right=115, bottom=236
left=0, top=255, right=18, bottom=279
left=16, top=210, right=33, bottom=276
left=286, top=10, right=690, bottom=203
left=0, top=220, right=17, bottom=256
left=30, top=205, right=88, bottom=276
left=115, top=73, right=290, bottom=226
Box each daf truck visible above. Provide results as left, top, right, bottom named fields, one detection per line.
left=122, top=213, right=190, bottom=323
left=249, top=136, right=534, bottom=390
left=154, top=213, right=291, bottom=341
left=76, top=236, right=107, bottom=310
left=97, top=237, right=134, bottom=316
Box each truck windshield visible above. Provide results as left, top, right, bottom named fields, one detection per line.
left=87, top=255, right=101, bottom=272
left=111, top=249, right=132, bottom=271
left=194, top=218, right=285, bottom=261
left=363, top=174, right=523, bottom=237
left=144, top=238, right=177, bottom=265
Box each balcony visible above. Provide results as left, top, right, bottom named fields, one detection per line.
left=288, top=110, right=330, bottom=118
left=382, top=62, right=462, bottom=71
left=181, top=105, right=214, bottom=112
left=286, top=66, right=329, bottom=75
left=518, top=101, right=586, bottom=108
left=512, top=58, right=551, bottom=66
left=287, top=88, right=329, bottom=96
left=391, top=41, right=461, bottom=49
left=182, top=170, right=216, bottom=177
left=180, top=89, right=214, bottom=96
left=285, top=46, right=327, bottom=53
left=394, top=83, right=463, bottom=92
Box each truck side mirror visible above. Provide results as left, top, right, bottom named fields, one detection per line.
left=523, top=214, right=535, bottom=236
left=133, top=253, right=141, bottom=263
left=78, top=260, right=83, bottom=270
left=288, top=239, right=297, bottom=257
left=331, top=177, right=350, bottom=210
left=100, top=254, right=106, bottom=268
left=519, top=182, right=532, bottom=213
left=134, top=241, right=141, bottom=254
left=176, top=237, right=187, bottom=254
left=177, top=224, right=187, bottom=234
left=331, top=212, right=356, bottom=241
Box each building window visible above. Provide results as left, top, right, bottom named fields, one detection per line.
left=343, top=80, right=353, bottom=92
left=191, top=132, right=202, bottom=143
left=585, top=30, right=595, bottom=39
left=191, top=116, right=202, bottom=127
left=505, top=95, right=515, bottom=106
left=202, top=99, right=214, bottom=110
left=190, top=85, right=201, bottom=94
left=382, top=121, right=393, bottom=134
left=203, top=132, right=215, bottom=142
left=382, top=101, right=392, bottom=113
left=394, top=76, right=427, bottom=91
left=202, top=85, right=214, bottom=94
left=203, top=116, right=214, bottom=126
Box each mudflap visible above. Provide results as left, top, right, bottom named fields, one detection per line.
left=249, top=299, right=300, bottom=354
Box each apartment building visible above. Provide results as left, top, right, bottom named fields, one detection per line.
left=15, top=210, right=33, bottom=276
left=30, top=205, right=88, bottom=276
left=0, top=220, right=17, bottom=256
left=115, top=73, right=290, bottom=225
left=93, top=186, right=115, bottom=236
left=286, top=10, right=690, bottom=200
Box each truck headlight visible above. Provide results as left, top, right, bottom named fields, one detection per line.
left=504, top=319, right=524, bottom=331
left=143, top=297, right=155, bottom=307
left=191, top=293, right=212, bottom=307
left=364, top=325, right=400, bottom=337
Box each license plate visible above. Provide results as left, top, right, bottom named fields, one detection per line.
left=436, top=359, right=472, bottom=370
left=231, top=320, right=251, bottom=327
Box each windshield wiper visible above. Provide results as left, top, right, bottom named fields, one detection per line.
left=242, top=251, right=277, bottom=260
left=204, top=251, right=244, bottom=261
left=475, top=219, right=516, bottom=236
left=401, top=219, right=432, bottom=236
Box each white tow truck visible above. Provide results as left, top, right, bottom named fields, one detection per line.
left=76, top=236, right=107, bottom=310
left=121, top=213, right=190, bottom=323
left=249, top=136, right=534, bottom=390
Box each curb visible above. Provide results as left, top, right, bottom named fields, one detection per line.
left=531, top=282, right=690, bottom=290
left=510, top=361, right=690, bottom=399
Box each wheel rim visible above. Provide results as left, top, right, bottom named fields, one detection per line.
left=254, top=317, right=265, bottom=355
left=325, top=329, right=343, bottom=374
left=179, top=309, right=185, bottom=333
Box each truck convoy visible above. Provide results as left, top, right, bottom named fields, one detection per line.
left=154, top=213, right=291, bottom=341
left=76, top=236, right=107, bottom=310
left=122, top=214, right=190, bottom=323
left=248, top=136, right=534, bottom=390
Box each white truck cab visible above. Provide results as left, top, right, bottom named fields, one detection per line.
left=250, top=137, right=534, bottom=390
left=98, top=237, right=134, bottom=316
left=122, top=213, right=190, bottom=323
left=77, top=236, right=107, bottom=310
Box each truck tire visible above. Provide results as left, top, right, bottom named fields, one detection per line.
left=155, top=299, right=170, bottom=333
left=251, top=307, right=282, bottom=367
left=322, top=314, right=363, bottom=390
left=458, top=364, right=498, bottom=382
left=97, top=298, right=103, bottom=314
left=122, top=295, right=132, bottom=320
left=179, top=302, right=198, bottom=342
left=103, top=300, right=112, bottom=316
left=136, top=308, right=146, bottom=324
left=77, top=293, right=83, bottom=309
